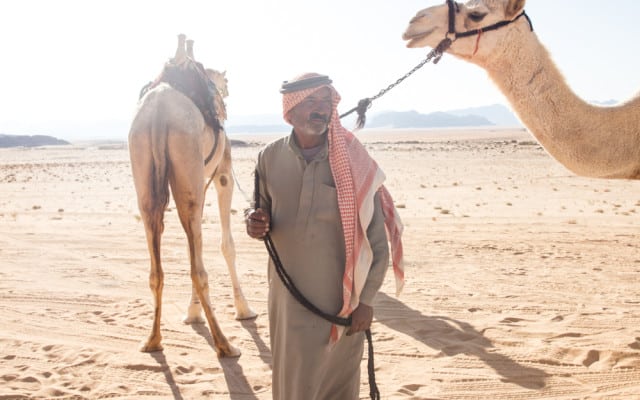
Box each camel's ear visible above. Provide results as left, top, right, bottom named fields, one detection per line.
left=505, top=0, right=525, bottom=19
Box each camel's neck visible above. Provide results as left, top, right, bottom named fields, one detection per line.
left=481, top=23, right=640, bottom=179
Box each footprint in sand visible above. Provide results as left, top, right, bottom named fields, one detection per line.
left=582, top=349, right=600, bottom=367
left=397, top=383, right=425, bottom=396
left=500, top=317, right=525, bottom=324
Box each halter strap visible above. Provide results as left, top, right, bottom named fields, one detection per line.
left=447, top=0, right=458, bottom=36
left=446, top=0, right=533, bottom=40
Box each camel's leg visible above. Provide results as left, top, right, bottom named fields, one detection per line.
left=169, top=158, right=240, bottom=358
left=184, top=285, right=205, bottom=324
left=130, top=136, right=167, bottom=353
left=138, top=202, right=166, bottom=352
left=213, top=144, right=256, bottom=320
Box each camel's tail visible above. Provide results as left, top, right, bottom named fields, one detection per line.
left=149, top=103, right=171, bottom=216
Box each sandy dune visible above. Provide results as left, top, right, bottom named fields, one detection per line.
left=1, top=128, right=639, bottom=399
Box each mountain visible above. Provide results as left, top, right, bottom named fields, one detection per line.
left=0, top=134, right=70, bottom=148
left=447, top=103, right=522, bottom=126
left=592, top=99, right=618, bottom=106
left=225, top=103, right=523, bottom=133
left=367, top=110, right=494, bottom=129
left=225, top=113, right=289, bottom=134
left=226, top=124, right=289, bottom=134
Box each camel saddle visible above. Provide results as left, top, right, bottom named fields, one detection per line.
left=140, top=59, right=222, bottom=132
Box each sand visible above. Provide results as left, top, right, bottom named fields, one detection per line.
left=1, top=128, right=639, bottom=399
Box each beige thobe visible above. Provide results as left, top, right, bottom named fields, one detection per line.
left=255, top=133, right=389, bottom=400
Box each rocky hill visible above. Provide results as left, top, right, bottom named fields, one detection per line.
left=0, top=134, right=70, bottom=148
left=367, top=110, right=494, bottom=129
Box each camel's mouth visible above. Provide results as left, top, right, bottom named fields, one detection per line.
left=402, top=29, right=434, bottom=48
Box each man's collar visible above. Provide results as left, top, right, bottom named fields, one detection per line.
left=286, top=130, right=328, bottom=160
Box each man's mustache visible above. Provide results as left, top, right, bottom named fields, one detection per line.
left=309, top=112, right=328, bottom=123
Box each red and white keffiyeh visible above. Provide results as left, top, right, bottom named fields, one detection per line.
left=282, top=77, right=405, bottom=345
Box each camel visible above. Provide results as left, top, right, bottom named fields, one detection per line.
left=403, top=0, right=640, bottom=180
left=128, top=34, right=256, bottom=357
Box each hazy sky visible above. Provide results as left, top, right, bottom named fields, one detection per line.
left=1, top=0, right=639, bottom=139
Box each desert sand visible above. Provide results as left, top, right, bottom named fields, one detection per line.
left=1, top=127, right=639, bottom=399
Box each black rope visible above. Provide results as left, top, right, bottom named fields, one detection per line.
left=254, top=170, right=379, bottom=400
left=251, top=4, right=535, bottom=394
left=264, top=233, right=351, bottom=326
left=366, top=329, right=380, bottom=400
left=340, top=0, right=532, bottom=130
left=339, top=38, right=452, bottom=128
left=250, top=35, right=457, bottom=399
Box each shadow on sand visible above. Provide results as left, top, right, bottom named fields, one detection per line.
left=374, top=292, right=548, bottom=390
left=150, top=351, right=185, bottom=400
left=190, top=322, right=262, bottom=400
left=240, top=318, right=272, bottom=367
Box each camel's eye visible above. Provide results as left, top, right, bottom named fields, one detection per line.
left=468, top=12, right=486, bottom=23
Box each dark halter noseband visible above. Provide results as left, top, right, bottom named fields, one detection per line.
left=445, top=0, right=533, bottom=40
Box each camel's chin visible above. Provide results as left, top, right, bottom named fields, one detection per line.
left=404, top=36, right=430, bottom=49
left=402, top=30, right=434, bottom=48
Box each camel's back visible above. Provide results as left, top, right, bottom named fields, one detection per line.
left=129, top=82, right=219, bottom=175
left=130, top=83, right=206, bottom=140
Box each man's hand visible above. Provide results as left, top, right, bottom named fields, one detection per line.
left=346, top=303, right=373, bottom=336
left=245, top=208, right=270, bottom=239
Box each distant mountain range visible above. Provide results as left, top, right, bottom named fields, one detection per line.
left=226, top=103, right=523, bottom=133
left=0, top=134, right=70, bottom=148
left=2, top=100, right=621, bottom=142
left=370, top=103, right=525, bottom=129
left=447, top=104, right=523, bottom=126
left=368, top=110, right=492, bottom=128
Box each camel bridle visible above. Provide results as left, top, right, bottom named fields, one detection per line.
left=340, top=1, right=533, bottom=129
left=445, top=0, right=533, bottom=41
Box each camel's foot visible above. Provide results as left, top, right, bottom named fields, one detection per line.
left=139, top=332, right=163, bottom=352
left=183, top=314, right=206, bottom=324
left=235, top=308, right=258, bottom=321
left=184, top=303, right=206, bottom=324
left=216, top=343, right=241, bottom=358
left=234, top=298, right=257, bottom=321
left=139, top=340, right=163, bottom=353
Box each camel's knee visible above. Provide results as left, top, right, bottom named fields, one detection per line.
left=175, top=198, right=203, bottom=230
left=217, top=173, right=230, bottom=187
left=190, top=269, right=209, bottom=288
left=148, top=270, right=164, bottom=292
left=182, top=198, right=200, bottom=213
left=214, top=172, right=234, bottom=190
left=139, top=200, right=166, bottom=230
left=220, top=234, right=235, bottom=254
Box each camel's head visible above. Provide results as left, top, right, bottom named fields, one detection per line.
left=403, top=0, right=527, bottom=61
left=207, top=69, right=229, bottom=98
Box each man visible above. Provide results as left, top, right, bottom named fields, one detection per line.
left=245, top=72, right=404, bottom=400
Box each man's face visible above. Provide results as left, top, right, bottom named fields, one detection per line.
left=287, top=87, right=333, bottom=137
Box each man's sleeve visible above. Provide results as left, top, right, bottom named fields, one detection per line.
left=358, top=192, right=390, bottom=306
left=254, top=150, right=271, bottom=212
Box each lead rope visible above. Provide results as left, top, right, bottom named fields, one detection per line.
left=254, top=170, right=380, bottom=399
left=340, top=0, right=532, bottom=130
left=245, top=5, right=535, bottom=395
left=248, top=43, right=451, bottom=399
left=340, top=38, right=452, bottom=129
left=248, top=39, right=452, bottom=400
